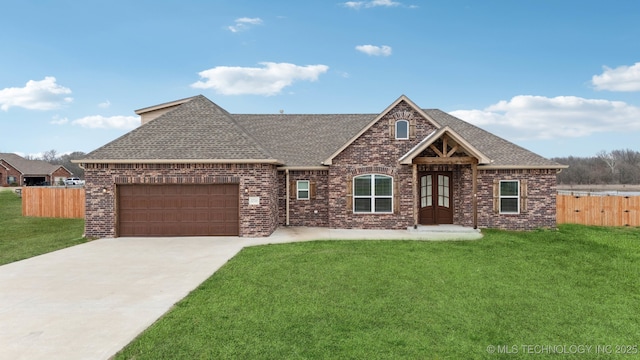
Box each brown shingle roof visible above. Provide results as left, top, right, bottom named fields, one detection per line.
left=82, top=95, right=278, bottom=162
left=425, top=110, right=563, bottom=168
left=234, top=114, right=373, bottom=167
left=81, top=95, right=564, bottom=169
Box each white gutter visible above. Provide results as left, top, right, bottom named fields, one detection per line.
left=72, top=159, right=283, bottom=165
left=277, top=166, right=328, bottom=171
left=478, top=164, right=569, bottom=170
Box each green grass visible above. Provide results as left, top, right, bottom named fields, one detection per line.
left=0, top=190, right=86, bottom=265
left=116, top=225, right=640, bottom=359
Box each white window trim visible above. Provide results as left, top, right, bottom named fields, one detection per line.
left=395, top=120, right=409, bottom=140
left=297, top=180, right=310, bottom=200
left=499, top=180, right=520, bottom=214
left=353, top=174, right=393, bottom=214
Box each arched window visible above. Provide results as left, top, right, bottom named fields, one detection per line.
left=353, top=174, right=393, bottom=213
left=395, top=120, right=409, bottom=140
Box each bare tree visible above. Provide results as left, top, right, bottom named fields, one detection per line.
left=554, top=149, right=640, bottom=185
left=596, top=150, right=617, bottom=176
left=41, top=149, right=59, bottom=163
left=58, top=152, right=86, bottom=178
left=612, top=149, right=640, bottom=166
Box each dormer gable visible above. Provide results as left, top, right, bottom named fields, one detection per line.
left=323, top=95, right=441, bottom=165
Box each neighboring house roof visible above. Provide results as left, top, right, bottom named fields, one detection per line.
left=0, top=153, right=70, bottom=176
left=79, top=95, right=565, bottom=169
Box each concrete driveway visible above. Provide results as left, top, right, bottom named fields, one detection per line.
left=0, top=226, right=480, bottom=360
left=0, top=236, right=250, bottom=360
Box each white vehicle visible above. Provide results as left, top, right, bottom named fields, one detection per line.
left=64, top=177, right=85, bottom=185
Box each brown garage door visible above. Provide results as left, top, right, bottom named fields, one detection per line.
left=117, top=184, right=239, bottom=236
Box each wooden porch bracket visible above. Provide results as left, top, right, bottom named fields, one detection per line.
left=412, top=164, right=418, bottom=228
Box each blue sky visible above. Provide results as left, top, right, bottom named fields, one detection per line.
left=1, top=0, right=639, bottom=159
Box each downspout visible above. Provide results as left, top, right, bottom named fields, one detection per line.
left=285, top=169, right=290, bottom=226
left=472, top=160, right=478, bottom=229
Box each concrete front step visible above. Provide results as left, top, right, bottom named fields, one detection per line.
left=408, top=224, right=481, bottom=233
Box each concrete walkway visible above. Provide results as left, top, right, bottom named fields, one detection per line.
left=0, top=226, right=481, bottom=360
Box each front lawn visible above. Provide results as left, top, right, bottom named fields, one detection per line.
left=0, top=190, right=86, bottom=265
left=116, top=225, right=640, bottom=359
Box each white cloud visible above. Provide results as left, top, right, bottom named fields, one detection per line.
left=191, top=62, right=329, bottom=96
left=343, top=0, right=401, bottom=9
left=450, top=95, right=640, bottom=140
left=0, top=77, right=73, bottom=111
left=591, top=62, right=640, bottom=92
left=355, top=44, right=392, bottom=56
left=71, top=115, right=139, bottom=129
left=228, top=17, right=263, bottom=32
left=50, top=115, right=69, bottom=125
left=98, top=100, right=111, bottom=108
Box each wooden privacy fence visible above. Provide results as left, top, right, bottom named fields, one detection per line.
left=557, top=194, right=640, bottom=227
left=17, top=188, right=640, bottom=225
left=22, top=187, right=85, bottom=218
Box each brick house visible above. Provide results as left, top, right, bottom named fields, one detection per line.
left=0, top=153, right=72, bottom=186
left=76, top=95, right=567, bottom=238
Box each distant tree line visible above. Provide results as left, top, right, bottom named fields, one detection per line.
left=552, top=149, right=640, bottom=185
left=30, top=149, right=86, bottom=179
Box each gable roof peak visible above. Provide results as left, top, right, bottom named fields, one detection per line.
left=398, top=126, right=491, bottom=165
left=134, top=95, right=202, bottom=115
left=323, top=95, right=441, bottom=165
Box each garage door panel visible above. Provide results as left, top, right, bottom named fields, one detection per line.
left=119, top=198, right=138, bottom=209
left=192, top=186, right=211, bottom=195
left=162, top=211, right=181, bottom=222
left=225, top=209, right=239, bottom=221
left=148, top=210, right=167, bottom=222
left=183, top=211, right=209, bottom=222
left=209, top=197, right=227, bottom=208
left=209, top=186, right=226, bottom=195
left=224, top=198, right=238, bottom=207
left=118, top=184, right=239, bottom=236
left=192, top=197, right=210, bottom=208
left=163, top=197, right=181, bottom=208
left=128, top=211, right=149, bottom=222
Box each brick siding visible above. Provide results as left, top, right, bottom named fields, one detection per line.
left=82, top=99, right=559, bottom=236
left=477, top=169, right=558, bottom=230
left=324, top=100, right=559, bottom=231
left=83, top=163, right=278, bottom=238
left=0, top=160, right=22, bottom=186
left=52, top=167, right=72, bottom=184
left=278, top=170, right=330, bottom=227
left=328, top=102, right=438, bottom=230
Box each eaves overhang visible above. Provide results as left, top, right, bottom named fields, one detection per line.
left=478, top=164, right=569, bottom=170
left=277, top=165, right=329, bottom=171
left=72, top=158, right=284, bottom=165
